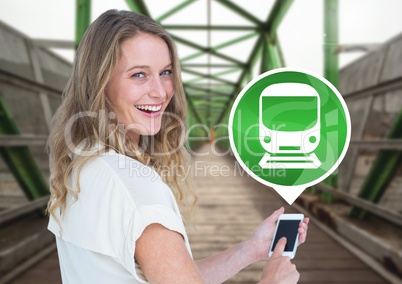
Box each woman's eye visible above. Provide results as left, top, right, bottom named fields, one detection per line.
left=161, top=70, right=172, bottom=76
left=132, top=72, right=145, bottom=78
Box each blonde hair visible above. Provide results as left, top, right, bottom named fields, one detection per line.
left=47, top=10, right=197, bottom=229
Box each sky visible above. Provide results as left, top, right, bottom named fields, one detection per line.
left=1, top=0, right=402, bottom=80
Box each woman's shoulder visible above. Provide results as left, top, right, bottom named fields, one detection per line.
left=78, top=152, right=174, bottom=208
left=92, top=151, right=162, bottom=188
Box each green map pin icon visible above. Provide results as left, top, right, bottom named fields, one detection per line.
left=228, top=68, right=351, bottom=204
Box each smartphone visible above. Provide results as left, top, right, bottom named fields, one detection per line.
left=268, top=213, right=304, bottom=259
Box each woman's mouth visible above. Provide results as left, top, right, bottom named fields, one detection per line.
left=135, top=104, right=163, bottom=117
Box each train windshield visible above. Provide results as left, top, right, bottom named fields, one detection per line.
left=262, top=96, right=318, bottom=131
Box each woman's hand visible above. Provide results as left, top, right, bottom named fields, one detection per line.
left=259, top=237, right=300, bottom=284
left=195, top=208, right=309, bottom=283
left=244, top=207, right=309, bottom=262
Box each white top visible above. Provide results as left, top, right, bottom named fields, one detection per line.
left=48, top=149, right=192, bottom=283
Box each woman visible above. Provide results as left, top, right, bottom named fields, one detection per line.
left=47, top=9, right=308, bottom=283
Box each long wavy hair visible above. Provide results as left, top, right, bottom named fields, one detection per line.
left=47, top=10, right=197, bottom=229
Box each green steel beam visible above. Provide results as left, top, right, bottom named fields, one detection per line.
left=209, top=101, right=229, bottom=105
left=185, top=77, right=235, bottom=85
left=156, top=0, right=196, bottom=22
left=260, top=34, right=284, bottom=73
left=195, top=89, right=231, bottom=95
left=245, top=68, right=253, bottom=83
left=209, top=67, right=241, bottom=77
left=193, top=103, right=222, bottom=109
left=260, top=34, right=269, bottom=73
left=125, top=0, right=150, bottom=16
left=193, top=101, right=229, bottom=106
left=172, top=35, right=245, bottom=66
left=209, top=0, right=293, bottom=124
left=180, top=51, right=205, bottom=63
left=321, top=0, right=339, bottom=200
left=75, top=0, right=91, bottom=49
left=214, top=32, right=258, bottom=50
left=265, top=0, right=294, bottom=34
left=266, top=34, right=282, bottom=70
left=184, top=84, right=231, bottom=97
left=182, top=63, right=237, bottom=68
left=198, top=108, right=222, bottom=112
left=197, top=103, right=224, bottom=108
left=0, top=95, right=49, bottom=200
left=185, top=67, right=241, bottom=84
left=186, top=88, right=231, bottom=97
left=189, top=95, right=230, bottom=100
left=196, top=105, right=223, bottom=110
left=215, top=34, right=264, bottom=125
left=350, top=109, right=402, bottom=219
left=239, top=35, right=264, bottom=87
left=190, top=82, right=229, bottom=87
left=185, top=92, right=203, bottom=125
left=192, top=100, right=207, bottom=105
left=275, top=34, right=286, bottom=67
left=181, top=50, right=207, bottom=63
left=181, top=32, right=257, bottom=63
left=164, top=25, right=256, bottom=31
left=182, top=68, right=236, bottom=85
left=209, top=94, right=230, bottom=100
left=214, top=0, right=262, bottom=25
left=158, top=0, right=293, bottom=129
left=323, top=0, right=339, bottom=87
left=260, top=33, right=284, bottom=73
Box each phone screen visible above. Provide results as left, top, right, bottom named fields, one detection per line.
left=270, top=220, right=300, bottom=252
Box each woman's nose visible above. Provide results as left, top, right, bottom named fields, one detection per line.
left=149, top=76, right=167, bottom=100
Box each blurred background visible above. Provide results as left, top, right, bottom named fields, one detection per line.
left=0, top=0, right=401, bottom=283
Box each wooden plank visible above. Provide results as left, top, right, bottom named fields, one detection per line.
left=8, top=249, right=61, bottom=284
left=186, top=145, right=388, bottom=283
left=300, top=270, right=386, bottom=283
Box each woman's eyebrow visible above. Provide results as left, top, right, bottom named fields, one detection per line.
left=125, top=65, right=149, bottom=72
left=162, top=63, right=173, bottom=69
left=125, top=63, right=172, bottom=73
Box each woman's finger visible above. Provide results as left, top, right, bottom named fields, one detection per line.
left=265, top=207, right=285, bottom=223
left=297, top=218, right=309, bottom=245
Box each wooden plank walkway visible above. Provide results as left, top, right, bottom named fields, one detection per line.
left=9, top=144, right=388, bottom=283
left=187, top=145, right=388, bottom=283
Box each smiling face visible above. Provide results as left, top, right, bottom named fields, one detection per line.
left=107, top=33, right=175, bottom=142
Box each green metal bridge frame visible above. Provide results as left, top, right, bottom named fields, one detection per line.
left=1, top=0, right=401, bottom=223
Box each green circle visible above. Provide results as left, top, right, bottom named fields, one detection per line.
left=229, top=68, right=351, bottom=188
left=264, top=136, right=271, bottom=143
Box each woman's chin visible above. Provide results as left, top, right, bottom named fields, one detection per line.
left=132, top=127, right=162, bottom=139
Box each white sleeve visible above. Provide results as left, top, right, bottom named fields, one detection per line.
left=121, top=204, right=188, bottom=282
left=101, top=155, right=191, bottom=282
